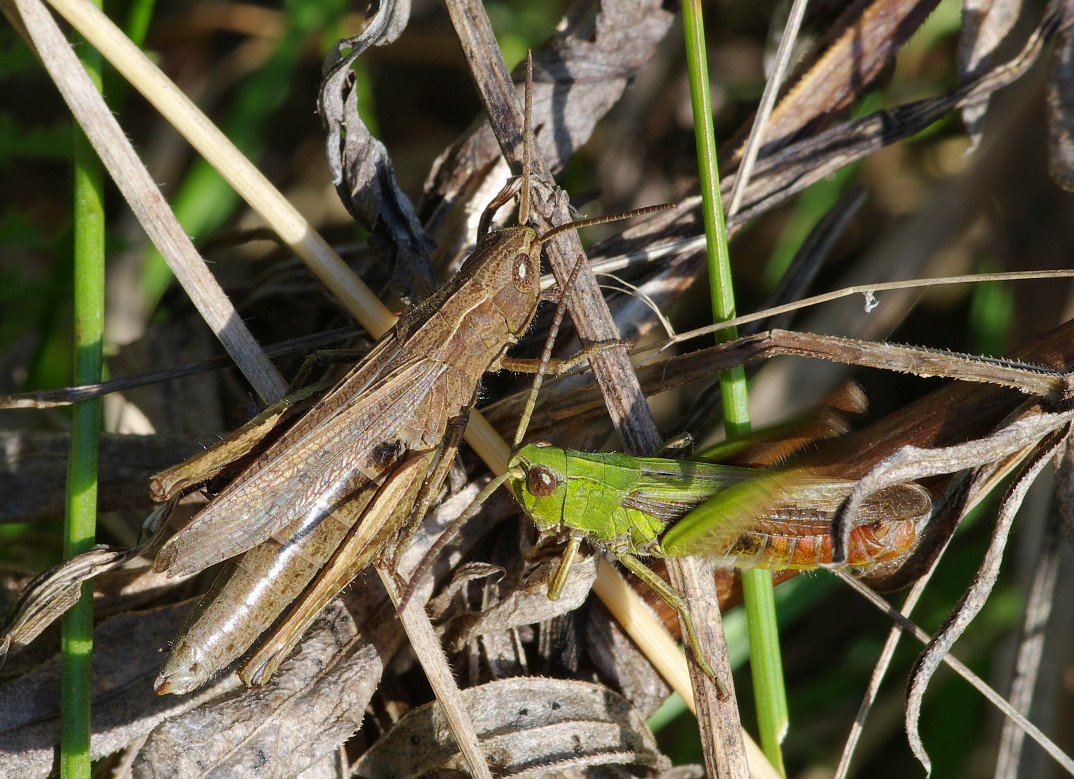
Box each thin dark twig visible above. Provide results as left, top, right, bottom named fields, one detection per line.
left=442, top=1, right=746, bottom=774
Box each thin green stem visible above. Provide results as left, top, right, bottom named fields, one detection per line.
left=61, top=13, right=105, bottom=779
left=680, top=2, right=787, bottom=774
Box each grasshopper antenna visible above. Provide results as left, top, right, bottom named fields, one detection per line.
left=536, top=203, right=674, bottom=247
left=520, top=51, right=673, bottom=242
left=519, top=50, right=532, bottom=226
left=513, top=252, right=589, bottom=447
left=397, top=469, right=513, bottom=612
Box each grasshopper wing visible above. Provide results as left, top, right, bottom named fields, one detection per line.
left=621, top=458, right=760, bottom=522
left=663, top=471, right=931, bottom=564
left=239, top=451, right=433, bottom=686
left=155, top=356, right=449, bottom=577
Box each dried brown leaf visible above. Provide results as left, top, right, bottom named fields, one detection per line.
left=904, top=423, right=1069, bottom=773
left=960, top=0, right=1026, bottom=147
left=596, top=4, right=1060, bottom=340
left=422, top=0, right=675, bottom=274
left=1047, top=15, right=1074, bottom=190
left=736, top=0, right=943, bottom=157
left=441, top=551, right=597, bottom=653
left=320, top=0, right=434, bottom=304
left=0, top=501, right=174, bottom=661
left=351, top=677, right=676, bottom=778
left=993, top=505, right=1063, bottom=776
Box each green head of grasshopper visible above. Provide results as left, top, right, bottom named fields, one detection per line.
left=508, top=441, right=570, bottom=535
left=508, top=441, right=671, bottom=548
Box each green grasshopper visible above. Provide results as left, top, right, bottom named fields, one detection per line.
left=406, top=312, right=1073, bottom=680
left=505, top=441, right=930, bottom=677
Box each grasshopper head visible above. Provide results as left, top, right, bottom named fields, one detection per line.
left=508, top=442, right=568, bottom=532
left=465, top=225, right=543, bottom=335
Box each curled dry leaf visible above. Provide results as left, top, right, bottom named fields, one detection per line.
left=959, top=0, right=1027, bottom=148
left=832, top=406, right=1074, bottom=570
left=351, top=677, right=682, bottom=778
left=320, top=0, right=434, bottom=303
left=440, top=548, right=598, bottom=654
left=0, top=500, right=175, bottom=661
left=903, top=424, right=1070, bottom=773
left=833, top=404, right=1074, bottom=580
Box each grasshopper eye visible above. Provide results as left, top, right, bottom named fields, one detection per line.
left=513, top=253, right=534, bottom=292
left=526, top=465, right=558, bottom=498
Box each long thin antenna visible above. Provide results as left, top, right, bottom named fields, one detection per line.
left=397, top=471, right=512, bottom=612
left=519, top=51, right=533, bottom=225
left=512, top=252, right=590, bottom=448
left=536, top=203, right=675, bottom=246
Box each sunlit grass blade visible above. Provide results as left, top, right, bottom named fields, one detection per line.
left=139, top=0, right=352, bottom=311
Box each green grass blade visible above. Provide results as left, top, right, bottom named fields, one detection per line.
left=739, top=568, right=786, bottom=772
left=61, top=13, right=106, bottom=778
left=680, top=2, right=788, bottom=774
left=122, top=0, right=156, bottom=46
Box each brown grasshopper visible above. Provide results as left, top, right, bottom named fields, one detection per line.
left=148, top=62, right=668, bottom=694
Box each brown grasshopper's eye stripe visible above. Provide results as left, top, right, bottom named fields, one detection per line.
left=527, top=465, right=558, bottom=498
left=513, top=253, right=534, bottom=292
